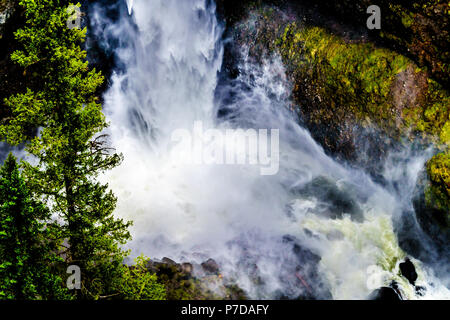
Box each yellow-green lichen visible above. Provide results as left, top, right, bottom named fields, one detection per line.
left=425, top=151, right=450, bottom=224
left=278, top=23, right=412, bottom=133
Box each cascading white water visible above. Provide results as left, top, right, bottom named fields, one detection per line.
left=93, top=0, right=450, bottom=299
left=125, top=0, right=133, bottom=15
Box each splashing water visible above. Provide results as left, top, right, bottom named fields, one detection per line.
left=90, top=0, right=450, bottom=299
left=126, top=0, right=133, bottom=15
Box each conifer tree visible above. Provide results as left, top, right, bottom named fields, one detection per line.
left=0, top=153, right=69, bottom=300
left=0, top=1, right=131, bottom=298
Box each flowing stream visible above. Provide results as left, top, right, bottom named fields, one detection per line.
left=88, top=0, right=449, bottom=299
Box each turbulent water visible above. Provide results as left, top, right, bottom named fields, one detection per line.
left=86, top=0, right=450, bottom=299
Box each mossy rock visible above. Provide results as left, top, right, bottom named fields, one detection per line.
left=234, top=5, right=448, bottom=160
left=231, top=4, right=450, bottom=230
left=145, top=258, right=247, bottom=300
left=425, top=152, right=450, bottom=221
left=413, top=163, right=450, bottom=247
left=275, top=20, right=449, bottom=146
left=226, top=0, right=450, bottom=86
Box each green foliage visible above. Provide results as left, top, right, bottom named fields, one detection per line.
left=118, top=255, right=166, bottom=300
left=0, top=153, right=71, bottom=300
left=0, top=0, right=131, bottom=299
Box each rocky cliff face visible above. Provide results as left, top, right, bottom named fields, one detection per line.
left=218, top=1, right=449, bottom=237
left=218, top=0, right=449, bottom=86
left=303, top=0, right=449, bottom=87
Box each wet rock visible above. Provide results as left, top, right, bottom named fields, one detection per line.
left=145, top=257, right=245, bottom=300
left=0, top=1, right=15, bottom=35
left=161, top=257, right=178, bottom=266
left=369, top=287, right=402, bottom=300
left=293, top=176, right=364, bottom=222
left=282, top=235, right=332, bottom=299
left=227, top=2, right=449, bottom=202
left=413, top=169, right=450, bottom=249
left=224, top=284, right=247, bottom=300
left=282, top=235, right=321, bottom=264
left=399, top=257, right=418, bottom=285
left=222, top=0, right=450, bottom=86
left=181, top=262, right=193, bottom=275
left=299, top=0, right=450, bottom=86
left=415, top=286, right=426, bottom=296
left=146, top=260, right=180, bottom=279
left=201, top=258, right=220, bottom=275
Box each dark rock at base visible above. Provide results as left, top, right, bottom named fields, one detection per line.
left=369, top=287, right=402, bottom=300
left=201, top=258, right=220, bottom=275
left=181, top=262, right=193, bottom=275
left=161, top=257, right=178, bottom=266
left=399, top=258, right=418, bottom=285
left=413, top=171, right=450, bottom=248
left=146, top=259, right=181, bottom=279
left=145, top=257, right=247, bottom=299
left=224, top=284, right=247, bottom=300
left=282, top=235, right=333, bottom=299
left=293, top=176, right=364, bottom=222
left=282, top=235, right=320, bottom=260
left=415, top=286, right=426, bottom=296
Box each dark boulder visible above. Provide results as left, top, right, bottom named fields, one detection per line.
left=369, top=286, right=402, bottom=300
left=399, top=258, right=418, bottom=285
left=413, top=170, right=450, bottom=245
left=161, top=257, right=178, bottom=266
left=181, top=262, right=193, bottom=276
left=282, top=235, right=332, bottom=299
left=201, top=258, right=220, bottom=275
left=293, top=176, right=364, bottom=222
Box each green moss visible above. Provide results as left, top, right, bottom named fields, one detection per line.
left=273, top=19, right=450, bottom=143
left=247, top=0, right=449, bottom=83
left=440, top=121, right=450, bottom=145
left=418, top=79, right=450, bottom=144
left=277, top=23, right=412, bottom=134
left=146, top=261, right=243, bottom=300
left=401, top=13, right=414, bottom=28
left=425, top=152, right=450, bottom=226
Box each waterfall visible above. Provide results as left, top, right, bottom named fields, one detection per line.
left=126, top=0, right=133, bottom=15
left=91, top=0, right=450, bottom=299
